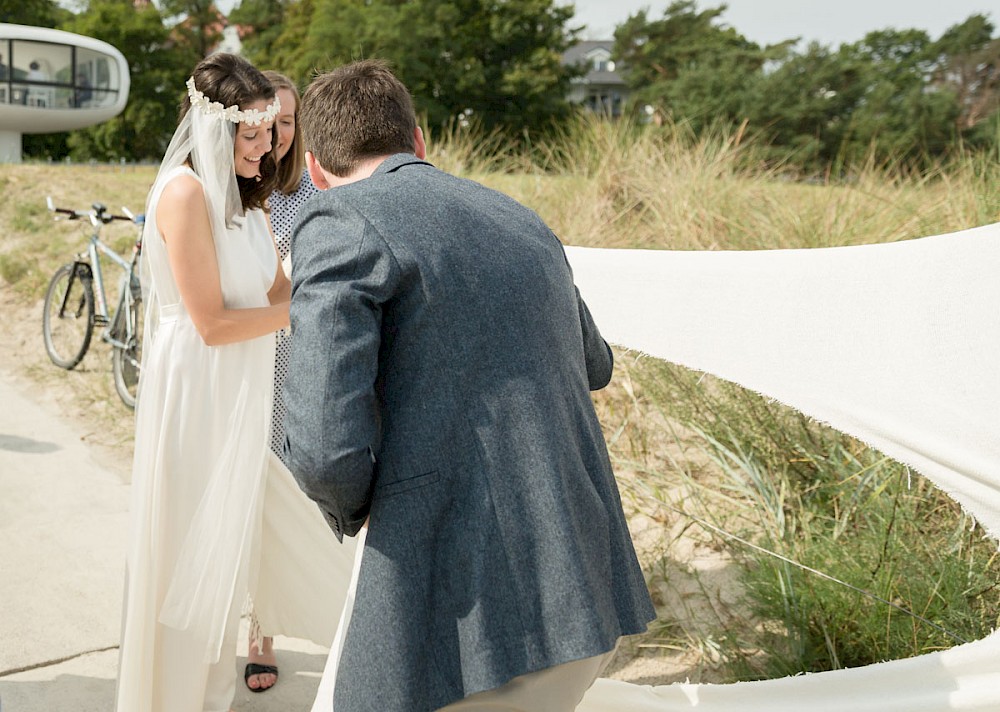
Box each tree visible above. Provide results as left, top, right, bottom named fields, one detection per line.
left=248, top=0, right=578, bottom=137
left=228, top=0, right=289, bottom=69
left=161, top=0, right=224, bottom=60
left=837, top=29, right=960, bottom=163
left=58, top=0, right=193, bottom=160
left=267, top=0, right=369, bottom=84
left=391, top=0, right=578, bottom=133
left=745, top=42, right=870, bottom=166
left=613, top=1, right=787, bottom=131
left=612, top=3, right=989, bottom=170
left=0, top=0, right=70, bottom=27
left=930, top=14, right=999, bottom=132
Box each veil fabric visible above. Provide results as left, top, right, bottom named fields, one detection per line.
left=126, top=105, right=271, bottom=666
left=138, top=106, right=241, bottom=350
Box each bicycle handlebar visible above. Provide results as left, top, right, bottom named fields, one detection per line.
left=121, top=206, right=145, bottom=225
left=46, top=195, right=142, bottom=226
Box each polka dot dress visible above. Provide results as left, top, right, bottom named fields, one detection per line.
left=268, top=168, right=321, bottom=464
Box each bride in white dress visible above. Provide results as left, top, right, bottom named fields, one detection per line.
left=114, top=53, right=354, bottom=712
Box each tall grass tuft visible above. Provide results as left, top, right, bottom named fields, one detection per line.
left=628, top=362, right=1000, bottom=681
left=472, top=115, right=993, bottom=252
left=425, top=118, right=526, bottom=179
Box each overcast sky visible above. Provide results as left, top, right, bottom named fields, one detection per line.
left=564, top=0, right=997, bottom=46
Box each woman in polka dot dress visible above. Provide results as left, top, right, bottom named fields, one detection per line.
left=265, top=71, right=320, bottom=467
left=244, top=70, right=322, bottom=694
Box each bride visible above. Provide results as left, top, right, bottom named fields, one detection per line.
left=114, top=52, right=353, bottom=712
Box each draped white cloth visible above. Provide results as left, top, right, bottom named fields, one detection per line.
left=561, top=221, right=1000, bottom=711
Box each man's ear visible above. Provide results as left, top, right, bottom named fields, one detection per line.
left=413, top=127, right=426, bottom=160
left=305, top=151, right=331, bottom=190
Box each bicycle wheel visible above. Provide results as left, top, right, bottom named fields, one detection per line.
left=112, top=292, right=142, bottom=409
left=42, top=262, right=94, bottom=369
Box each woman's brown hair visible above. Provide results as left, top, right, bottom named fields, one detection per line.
left=179, top=53, right=279, bottom=212
left=263, top=70, right=306, bottom=195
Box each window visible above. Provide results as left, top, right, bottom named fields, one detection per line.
left=587, top=49, right=614, bottom=73
left=585, top=90, right=623, bottom=118
left=0, top=39, right=120, bottom=109
left=76, top=47, right=121, bottom=108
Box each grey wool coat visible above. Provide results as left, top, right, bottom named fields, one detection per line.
left=284, top=153, right=655, bottom=712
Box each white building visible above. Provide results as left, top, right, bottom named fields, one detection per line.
left=0, top=23, right=130, bottom=162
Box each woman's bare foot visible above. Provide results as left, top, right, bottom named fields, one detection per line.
left=245, top=635, right=278, bottom=692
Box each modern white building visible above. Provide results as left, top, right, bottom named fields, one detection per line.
left=0, top=23, right=130, bottom=162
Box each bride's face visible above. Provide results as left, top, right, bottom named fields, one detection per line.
left=233, top=98, right=275, bottom=179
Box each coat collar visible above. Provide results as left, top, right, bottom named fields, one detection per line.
left=373, top=152, right=433, bottom=177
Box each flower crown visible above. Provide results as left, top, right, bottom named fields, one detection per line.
left=186, top=77, right=281, bottom=126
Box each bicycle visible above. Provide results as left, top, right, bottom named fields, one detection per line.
left=42, top=197, right=145, bottom=409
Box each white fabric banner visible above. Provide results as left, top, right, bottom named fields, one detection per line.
left=563, top=222, right=1000, bottom=711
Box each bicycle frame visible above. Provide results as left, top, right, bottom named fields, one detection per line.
left=105, top=254, right=141, bottom=352
left=84, top=233, right=133, bottom=328
left=49, top=196, right=141, bottom=336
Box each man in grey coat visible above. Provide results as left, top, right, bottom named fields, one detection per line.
left=285, top=59, right=655, bottom=712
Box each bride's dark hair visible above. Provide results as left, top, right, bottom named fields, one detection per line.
left=179, top=53, right=279, bottom=213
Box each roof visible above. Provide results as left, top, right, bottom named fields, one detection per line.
left=562, top=40, right=615, bottom=66
left=562, top=40, right=626, bottom=87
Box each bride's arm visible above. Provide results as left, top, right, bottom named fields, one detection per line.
left=159, top=174, right=290, bottom=346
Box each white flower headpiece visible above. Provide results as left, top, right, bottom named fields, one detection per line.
left=186, top=77, right=281, bottom=126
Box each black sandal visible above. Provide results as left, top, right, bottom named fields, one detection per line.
left=244, top=662, right=279, bottom=693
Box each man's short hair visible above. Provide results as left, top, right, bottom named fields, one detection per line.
left=300, top=59, right=417, bottom=177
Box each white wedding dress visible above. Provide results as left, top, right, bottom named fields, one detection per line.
left=115, top=166, right=355, bottom=712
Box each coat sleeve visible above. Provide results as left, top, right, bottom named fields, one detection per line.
left=283, top=198, right=398, bottom=540
left=556, top=234, right=614, bottom=390
left=576, top=286, right=614, bottom=390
